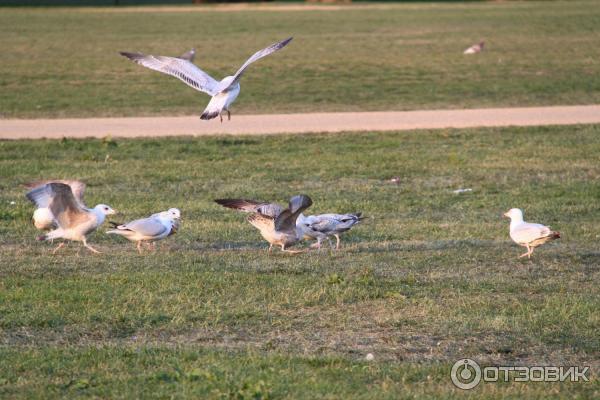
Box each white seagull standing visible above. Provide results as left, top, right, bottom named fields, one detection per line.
left=25, top=179, right=87, bottom=231
left=215, top=195, right=312, bottom=253
left=120, top=37, right=293, bottom=122
left=297, top=212, right=364, bottom=250
left=107, top=208, right=181, bottom=253
left=504, top=208, right=560, bottom=259
left=25, top=182, right=116, bottom=254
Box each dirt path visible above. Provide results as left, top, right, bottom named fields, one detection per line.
left=1, top=105, right=599, bottom=140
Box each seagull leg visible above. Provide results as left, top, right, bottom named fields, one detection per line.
left=83, top=239, right=101, bottom=254
left=268, top=244, right=273, bottom=253
left=519, top=245, right=531, bottom=259
left=52, top=242, right=65, bottom=254
left=334, top=234, right=341, bottom=250
left=281, top=243, right=305, bottom=254
left=227, top=110, right=231, bottom=121
left=219, top=113, right=223, bottom=123
left=527, top=246, right=534, bottom=259
left=137, top=241, right=143, bottom=254
left=309, top=239, right=321, bottom=250
left=327, top=237, right=335, bottom=250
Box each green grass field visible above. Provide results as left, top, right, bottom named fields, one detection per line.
left=1, top=125, right=599, bottom=398
left=1, top=0, right=600, bottom=118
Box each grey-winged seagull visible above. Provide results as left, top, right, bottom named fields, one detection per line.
left=504, top=208, right=560, bottom=259
left=120, top=37, right=292, bottom=122
left=107, top=208, right=181, bottom=253
left=297, top=212, right=364, bottom=250
left=215, top=195, right=312, bottom=253
left=25, top=182, right=116, bottom=254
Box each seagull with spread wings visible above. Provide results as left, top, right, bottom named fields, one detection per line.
left=120, top=37, right=293, bottom=122
left=297, top=212, right=364, bottom=250
left=24, top=180, right=87, bottom=231
left=504, top=208, right=560, bottom=259
left=107, top=208, right=181, bottom=253
left=215, top=195, right=312, bottom=253
left=25, top=182, right=116, bottom=254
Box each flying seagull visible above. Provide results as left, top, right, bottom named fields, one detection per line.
left=24, top=179, right=87, bottom=231
left=25, top=182, right=116, bottom=254
left=120, top=37, right=293, bottom=122
left=107, top=208, right=181, bottom=253
left=215, top=195, right=312, bottom=253
left=504, top=208, right=560, bottom=259
left=297, top=212, right=364, bottom=250
left=464, top=40, right=485, bottom=54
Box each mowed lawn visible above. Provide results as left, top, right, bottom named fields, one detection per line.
left=0, top=0, right=599, bottom=118
left=0, top=125, right=598, bottom=398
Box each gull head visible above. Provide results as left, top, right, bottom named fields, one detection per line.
left=503, top=208, right=523, bottom=220
left=95, top=204, right=117, bottom=215
left=167, top=208, right=181, bottom=220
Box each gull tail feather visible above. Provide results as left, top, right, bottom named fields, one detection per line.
left=200, top=110, right=219, bottom=120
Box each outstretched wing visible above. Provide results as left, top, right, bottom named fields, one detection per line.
left=120, top=52, right=219, bottom=96
left=218, top=37, right=292, bottom=93
left=214, top=198, right=283, bottom=218
left=25, top=179, right=86, bottom=207
left=27, top=183, right=90, bottom=229
left=274, top=194, right=312, bottom=232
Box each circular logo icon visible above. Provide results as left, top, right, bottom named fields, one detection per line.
left=451, top=358, right=481, bottom=390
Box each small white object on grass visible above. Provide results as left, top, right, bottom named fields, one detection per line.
left=503, top=208, right=560, bottom=259
left=464, top=40, right=485, bottom=54
left=365, top=353, right=375, bottom=361
left=453, top=188, right=473, bottom=194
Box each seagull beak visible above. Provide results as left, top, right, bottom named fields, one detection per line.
left=502, top=211, right=509, bottom=218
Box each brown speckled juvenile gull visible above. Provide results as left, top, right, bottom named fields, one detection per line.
left=215, top=195, right=312, bottom=253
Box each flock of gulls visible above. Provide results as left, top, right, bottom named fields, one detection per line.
left=25, top=182, right=364, bottom=255
left=24, top=180, right=560, bottom=259
left=24, top=37, right=559, bottom=259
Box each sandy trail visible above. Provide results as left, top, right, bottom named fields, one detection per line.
left=1, top=105, right=599, bottom=140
